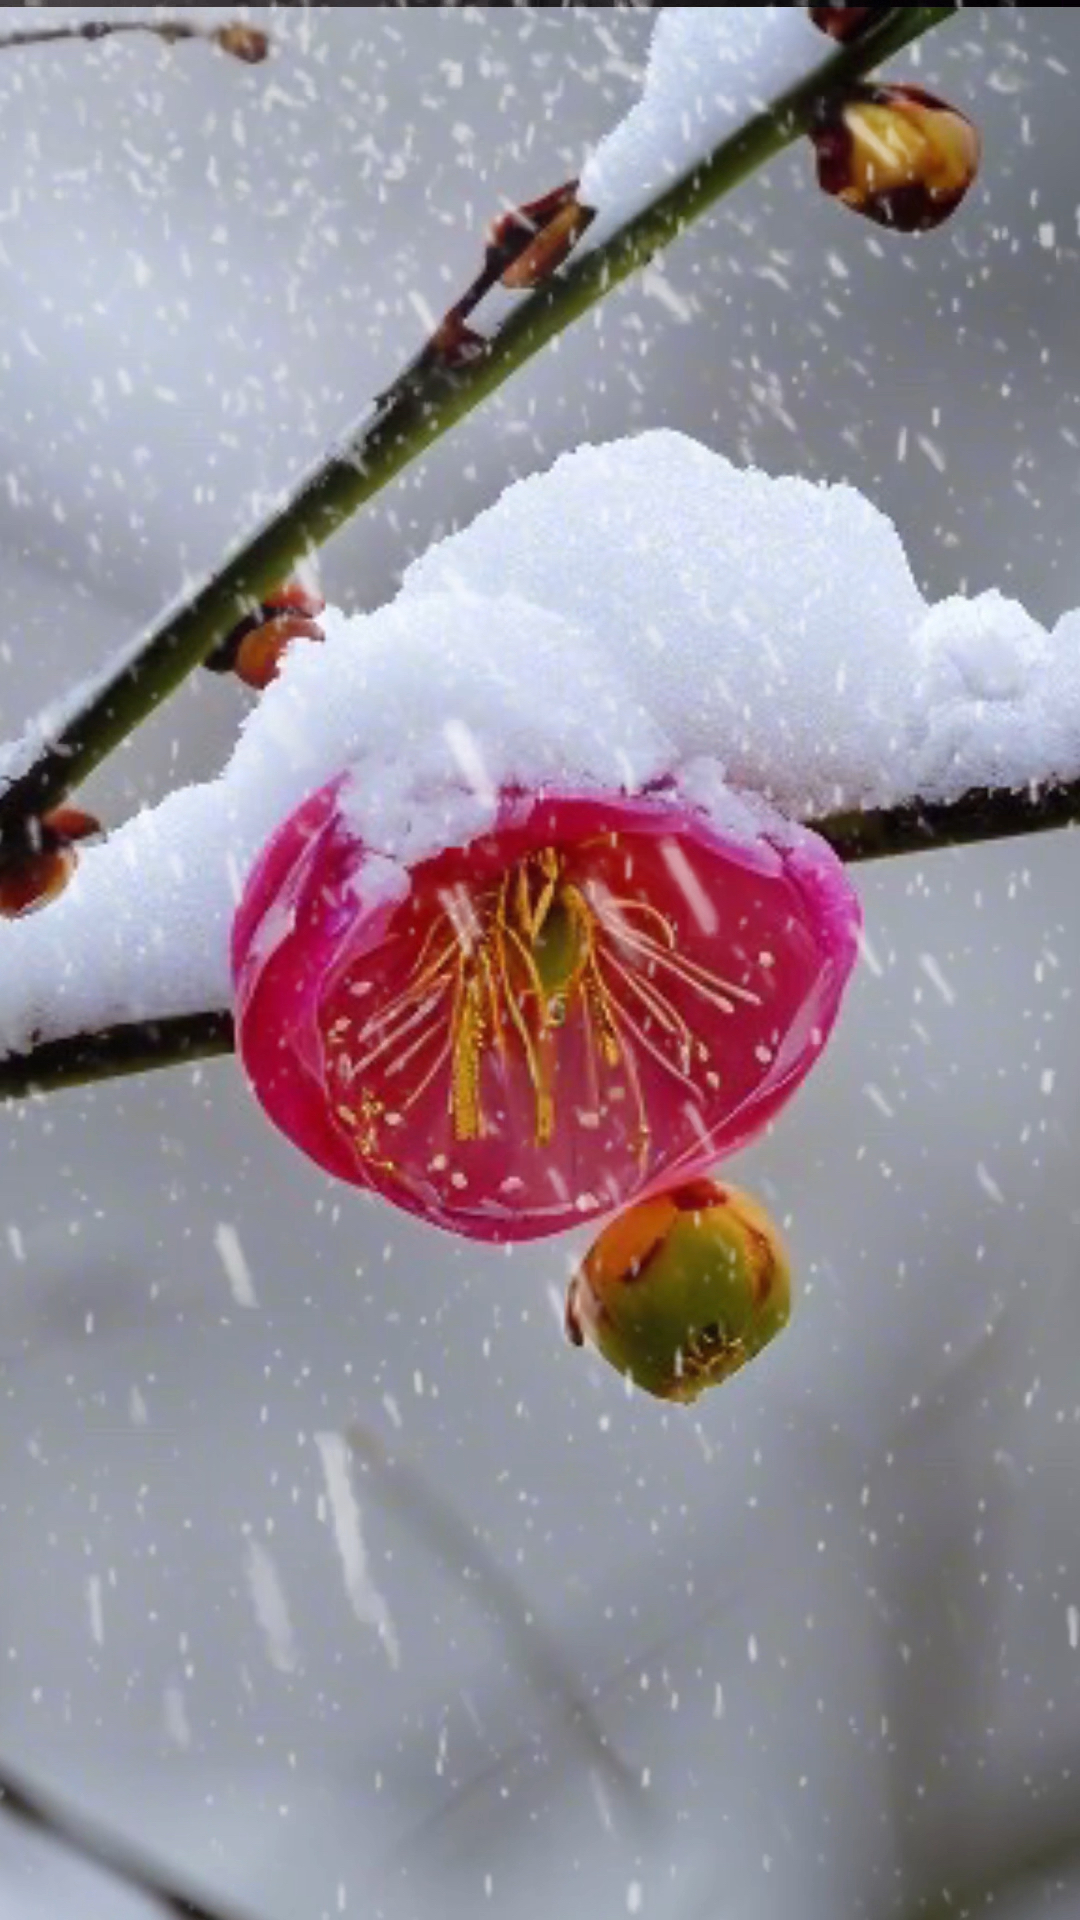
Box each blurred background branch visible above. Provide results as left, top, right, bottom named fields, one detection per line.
left=0, top=1760, right=260, bottom=1920
left=0, top=17, right=269, bottom=63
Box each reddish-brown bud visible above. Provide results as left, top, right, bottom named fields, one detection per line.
left=205, top=583, right=327, bottom=680
left=0, top=807, right=102, bottom=917
left=483, top=181, right=592, bottom=291
left=809, top=7, right=887, bottom=43
left=42, top=806, right=101, bottom=847
left=234, top=613, right=325, bottom=691
left=214, top=25, right=270, bottom=65
left=499, top=199, right=592, bottom=291
left=0, top=845, right=77, bottom=919
left=812, top=83, right=981, bottom=233
left=262, top=580, right=326, bottom=620
left=486, top=182, right=579, bottom=257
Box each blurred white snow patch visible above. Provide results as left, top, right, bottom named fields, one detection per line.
left=245, top=1537, right=299, bottom=1676
left=579, top=8, right=824, bottom=248
left=214, top=1222, right=258, bottom=1309
left=314, top=1431, right=400, bottom=1670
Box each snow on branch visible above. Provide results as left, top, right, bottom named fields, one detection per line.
left=3, top=431, right=1080, bottom=1100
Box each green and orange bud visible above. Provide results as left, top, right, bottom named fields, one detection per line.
left=0, top=806, right=101, bottom=920
left=808, top=8, right=887, bottom=43
left=565, top=1179, right=791, bottom=1404
left=812, top=83, right=980, bottom=234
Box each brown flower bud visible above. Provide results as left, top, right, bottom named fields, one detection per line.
left=0, top=845, right=77, bottom=919
left=809, top=7, right=887, bottom=43
left=214, top=25, right=270, bottom=66
left=812, top=83, right=981, bottom=233
left=234, top=613, right=325, bottom=691
left=499, top=199, right=592, bottom=291
left=205, top=581, right=326, bottom=679
left=0, top=807, right=101, bottom=920
left=42, top=806, right=101, bottom=847
left=262, top=580, right=326, bottom=620
left=487, top=182, right=578, bottom=252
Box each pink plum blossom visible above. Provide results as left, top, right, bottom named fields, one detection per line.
left=231, top=781, right=861, bottom=1242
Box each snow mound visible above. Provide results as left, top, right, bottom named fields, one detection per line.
left=3, top=430, right=1079, bottom=1057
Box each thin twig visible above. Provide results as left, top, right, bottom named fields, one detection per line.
left=0, top=1758, right=260, bottom=1920
left=0, top=18, right=269, bottom=64
left=815, top=774, right=1080, bottom=863
left=0, top=1011, right=234, bottom=1101
left=1, top=761, right=1077, bottom=1100
left=0, top=6, right=954, bottom=851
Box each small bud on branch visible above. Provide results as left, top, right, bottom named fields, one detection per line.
left=812, top=81, right=981, bottom=232
left=0, top=807, right=100, bottom=921
left=203, top=579, right=327, bottom=688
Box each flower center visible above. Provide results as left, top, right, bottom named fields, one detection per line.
left=321, top=835, right=764, bottom=1176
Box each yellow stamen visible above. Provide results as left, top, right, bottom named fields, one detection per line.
left=324, top=838, right=763, bottom=1168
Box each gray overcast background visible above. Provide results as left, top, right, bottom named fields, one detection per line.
left=1, top=7, right=1079, bottom=1918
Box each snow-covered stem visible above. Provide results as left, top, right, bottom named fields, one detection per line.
left=4, top=764, right=1080, bottom=1103
left=0, top=5, right=954, bottom=849
left=817, top=775, right=1080, bottom=862
left=0, top=17, right=269, bottom=63
left=0, top=1011, right=234, bottom=1101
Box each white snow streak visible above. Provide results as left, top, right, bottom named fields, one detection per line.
left=215, top=1223, right=259, bottom=1309
left=245, top=1538, right=300, bottom=1676
left=315, top=1431, right=400, bottom=1669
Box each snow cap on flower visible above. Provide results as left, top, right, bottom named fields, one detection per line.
left=231, top=773, right=860, bottom=1243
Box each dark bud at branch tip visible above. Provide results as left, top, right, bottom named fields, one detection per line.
left=809, top=7, right=888, bottom=44
left=213, top=25, right=270, bottom=66
left=811, top=83, right=981, bottom=234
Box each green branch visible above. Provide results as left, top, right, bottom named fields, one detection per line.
left=0, top=6, right=955, bottom=847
